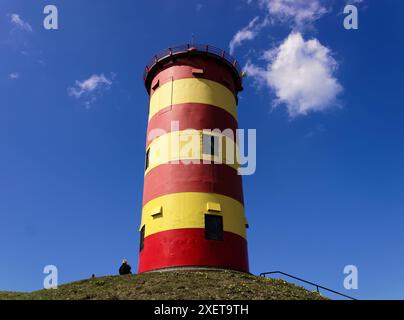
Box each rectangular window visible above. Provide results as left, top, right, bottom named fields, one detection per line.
left=145, top=149, right=150, bottom=170
left=139, top=225, right=145, bottom=251
left=151, top=79, right=160, bottom=91
left=158, top=77, right=173, bottom=115
left=203, top=134, right=219, bottom=157
left=205, top=214, right=223, bottom=241
left=192, top=68, right=204, bottom=75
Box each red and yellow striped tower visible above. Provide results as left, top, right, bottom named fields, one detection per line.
left=139, top=44, right=248, bottom=273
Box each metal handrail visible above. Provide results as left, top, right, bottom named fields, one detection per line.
left=143, top=43, right=243, bottom=82
left=260, top=271, right=357, bottom=300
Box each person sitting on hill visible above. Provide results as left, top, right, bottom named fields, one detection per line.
left=119, top=259, right=132, bottom=275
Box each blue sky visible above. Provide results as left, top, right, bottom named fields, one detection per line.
left=0, top=0, right=403, bottom=299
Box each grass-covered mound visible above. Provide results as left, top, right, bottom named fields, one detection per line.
left=0, top=270, right=326, bottom=300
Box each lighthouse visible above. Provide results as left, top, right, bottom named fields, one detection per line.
left=138, top=44, right=249, bottom=273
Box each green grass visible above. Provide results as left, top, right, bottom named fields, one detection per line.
left=0, top=270, right=326, bottom=300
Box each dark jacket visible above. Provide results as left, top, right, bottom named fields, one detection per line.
left=119, top=263, right=132, bottom=275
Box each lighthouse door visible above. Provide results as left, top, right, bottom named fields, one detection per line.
left=204, top=214, right=223, bottom=241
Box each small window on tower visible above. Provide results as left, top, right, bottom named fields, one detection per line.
left=139, top=225, right=145, bottom=252
left=203, top=134, right=219, bottom=157
left=145, top=149, right=150, bottom=170
left=205, top=214, right=223, bottom=241
left=151, top=79, right=160, bottom=91
left=192, top=68, right=204, bottom=75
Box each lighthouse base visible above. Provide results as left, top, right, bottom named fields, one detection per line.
left=138, top=228, right=249, bottom=273
left=139, top=265, right=251, bottom=275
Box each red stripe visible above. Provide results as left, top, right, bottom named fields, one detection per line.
left=146, top=103, right=238, bottom=148
left=148, top=56, right=239, bottom=96
left=138, top=229, right=249, bottom=273
left=142, top=163, right=243, bottom=206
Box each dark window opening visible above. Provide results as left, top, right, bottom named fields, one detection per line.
left=151, top=79, right=160, bottom=91
left=203, top=134, right=219, bottom=157
left=139, top=225, right=145, bottom=251
left=205, top=214, right=223, bottom=241
left=145, top=149, right=150, bottom=170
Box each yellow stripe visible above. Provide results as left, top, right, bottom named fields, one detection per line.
left=149, top=78, right=237, bottom=121
left=140, top=192, right=246, bottom=238
left=145, top=130, right=240, bottom=175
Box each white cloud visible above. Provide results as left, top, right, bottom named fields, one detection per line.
left=258, top=0, right=328, bottom=29
left=229, top=17, right=262, bottom=55
left=230, top=0, right=328, bottom=54
left=10, top=13, right=32, bottom=32
left=346, top=0, right=363, bottom=4
left=244, top=32, right=342, bottom=117
left=68, top=74, right=113, bottom=108
left=69, top=74, right=112, bottom=99
left=9, top=72, right=20, bottom=79
left=196, top=3, right=204, bottom=11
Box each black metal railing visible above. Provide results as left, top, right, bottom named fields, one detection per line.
left=260, top=271, right=357, bottom=300
left=143, top=43, right=243, bottom=82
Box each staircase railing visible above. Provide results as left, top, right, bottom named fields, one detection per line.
left=260, top=271, right=357, bottom=300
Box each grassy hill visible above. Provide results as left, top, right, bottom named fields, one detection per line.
left=0, top=270, right=326, bottom=300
